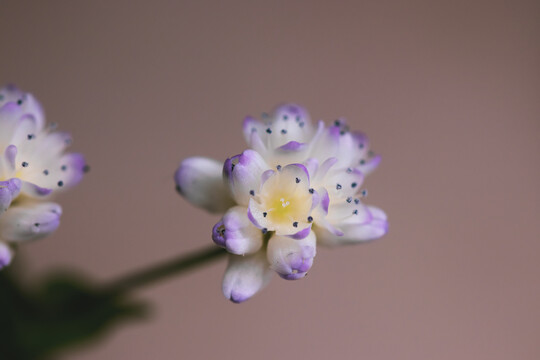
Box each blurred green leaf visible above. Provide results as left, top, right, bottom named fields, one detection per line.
left=0, top=268, right=148, bottom=360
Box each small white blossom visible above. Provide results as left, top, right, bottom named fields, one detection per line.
left=175, top=104, right=387, bottom=302
left=0, top=85, right=87, bottom=268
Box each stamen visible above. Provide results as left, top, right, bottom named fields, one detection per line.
left=354, top=198, right=360, bottom=204
left=27, top=134, right=34, bottom=140
left=21, top=162, right=29, bottom=167
left=309, top=188, right=314, bottom=194
left=61, top=165, right=67, bottom=171
left=276, top=165, right=282, bottom=171
left=346, top=197, right=352, bottom=203
left=352, top=209, right=358, bottom=215
left=57, top=181, right=64, bottom=187
left=43, top=170, right=49, bottom=175
left=359, top=159, right=366, bottom=165
left=351, top=182, right=357, bottom=188
left=295, top=177, right=300, bottom=183
left=281, top=129, right=287, bottom=134
left=336, top=184, right=342, bottom=190
left=361, top=189, right=368, bottom=197
left=262, top=228, right=268, bottom=234
left=249, top=190, right=255, bottom=196
left=263, top=212, right=267, bottom=217
left=266, top=128, right=272, bottom=134
left=293, top=222, right=298, bottom=228
left=307, top=216, right=313, bottom=222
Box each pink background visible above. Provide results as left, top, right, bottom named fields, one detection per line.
left=1, top=1, right=539, bottom=359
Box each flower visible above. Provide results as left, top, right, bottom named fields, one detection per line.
left=175, top=104, right=388, bottom=302
left=0, top=85, right=88, bottom=269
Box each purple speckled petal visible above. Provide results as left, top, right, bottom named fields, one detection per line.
left=23, top=152, right=88, bottom=192
left=0, top=242, right=14, bottom=269
left=20, top=181, right=53, bottom=198
left=358, top=154, right=382, bottom=175
left=224, top=150, right=270, bottom=206
left=0, top=178, right=22, bottom=213
left=242, top=116, right=264, bottom=146
left=174, top=157, right=234, bottom=214
left=0, top=85, right=45, bottom=131
left=267, top=231, right=316, bottom=280
left=316, top=206, right=388, bottom=246
left=287, top=225, right=312, bottom=240
left=59, top=152, right=87, bottom=188
left=324, top=166, right=365, bottom=199
left=222, top=251, right=273, bottom=303
left=0, top=202, right=62, bottom=242
left=212, top=206, right=263, bottom=255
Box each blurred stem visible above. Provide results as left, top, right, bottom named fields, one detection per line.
left=102, top=246, right=226, bottom=296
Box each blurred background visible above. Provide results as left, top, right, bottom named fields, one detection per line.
left=1, top=0, right=539, bottom=359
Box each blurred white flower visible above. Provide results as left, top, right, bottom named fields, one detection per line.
left=0, top=85, right=88, bottom=269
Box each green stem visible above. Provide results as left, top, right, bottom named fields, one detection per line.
left=102, top=246, right=227, bottom=296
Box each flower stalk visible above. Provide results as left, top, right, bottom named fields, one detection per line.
left=102, top=246, right=227, bottom=297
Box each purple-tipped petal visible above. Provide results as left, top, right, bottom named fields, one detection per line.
left=0, top=178, right=22, bottom=212
left=316, top=206, right=388, bottom=246
left=267, top=231, right=317, bottom=280
left=276, top=141, right=307, bottom=153
left=0, top=242, right=13, bottom=269
left=224, top=150, right=270, bottom=206
left=0, top=202, right=62, bottom=242
left=20, top=181, right=53, bottom=198
left=212, top=206, right=263, bottom=255
left=222, top=251, right=273, bottom=303
left=358, top=154, right=382, bottom=175
left=174, top=157, right=234, bottom=213
left=288, top=225, right=312, bottom=240
left=4, top=144, right=17, bottom=171
left=0, top=85, right=45, bottom=131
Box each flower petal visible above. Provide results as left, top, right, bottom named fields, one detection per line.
left=222, top=251, right=273, bottom=303
left=212, top=206, right=263, bottom=255
left=316, top=206, right=388, bottom=246
left=0, top=85, right=45, bottom=132
left=174, top=157, right=234, bottom=213
left=0, top=202, right=62, bottom=242
left=21, top=152, right=88, bottom=193
left=0, top=178, right=22, bottom=213
left=267, top=231, right=317, bottom=280
left=223, top=150, right=270, bottom=206
left=0, top=241, right=14, bottom=269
